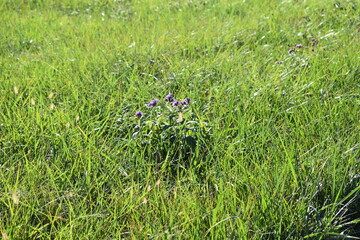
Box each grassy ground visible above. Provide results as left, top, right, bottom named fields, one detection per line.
left=1, top=0, right=359, bottom=239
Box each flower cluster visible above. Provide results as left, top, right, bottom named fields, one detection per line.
left=136, top=93, right=190, bottom=117
left=163, top=93, right=190, bottom=107
left=288, top=43, right=304, bottom=54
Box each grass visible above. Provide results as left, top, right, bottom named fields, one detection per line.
left=1, top=0, right=359, bottom=239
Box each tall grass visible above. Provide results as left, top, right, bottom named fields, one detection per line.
left=1, top=0, right=359, bottom=239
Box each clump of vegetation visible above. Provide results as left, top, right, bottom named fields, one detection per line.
left=129, top=93, right=212, bottom=170
left=0, top=0, right=359, bottom=239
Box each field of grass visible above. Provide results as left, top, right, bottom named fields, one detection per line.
left=1, top=0, right=359, bottom=239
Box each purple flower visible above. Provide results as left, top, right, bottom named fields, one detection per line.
left=295, top=44, right=303, bottom=48
left=135, top=111, right=143, bottom=117
left=288, top=48, right=295, bottom=54
left=146, top=99, right=159, bottom=107
left=164, top=93, right=175, bottom=102
left=172, top=101, right=180, bottom=107
left=182, top=98, right=190, bottom=105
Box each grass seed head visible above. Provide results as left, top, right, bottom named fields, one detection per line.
left=11, top=191, right=19, bottom=205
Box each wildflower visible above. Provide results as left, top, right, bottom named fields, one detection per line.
left=164, top=93, right=175, bottom=102
left=135, top=111, right=143, bottom=117
left=288, top=48, right=295, bottom=54
left=295, top=44, right=303, bottom=48
left=182, top=98, right=190, bottom=105
left=172, top=101, right=180, bottom=107
left=146, top=99, right=159, bottom=107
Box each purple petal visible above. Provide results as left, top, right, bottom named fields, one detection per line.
left=164, top=93, right=174, bottom=102
left=172, top=101, right=180, bottom=107
left=146, top=99, right=159, bottom=107
left=182, top=98, right=190, bottom=105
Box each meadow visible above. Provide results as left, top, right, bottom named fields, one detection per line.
left=1, top=0, right=359, bottom=239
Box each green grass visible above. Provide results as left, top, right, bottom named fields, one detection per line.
left=1, top=0, right=359, bottom=239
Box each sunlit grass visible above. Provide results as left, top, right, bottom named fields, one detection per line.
left=1, top=0, right=359, bottom=239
